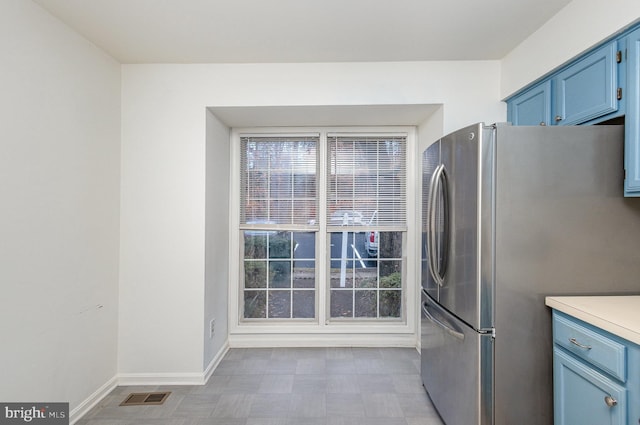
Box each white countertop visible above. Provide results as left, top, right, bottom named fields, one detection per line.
left=546, top=296, right=640, bottom=346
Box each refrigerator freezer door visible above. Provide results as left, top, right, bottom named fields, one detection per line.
left=421, top=291, right=493, bottom=425
left=437, top=123, right=489, bottom=329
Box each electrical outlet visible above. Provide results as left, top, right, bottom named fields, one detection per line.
left=209, top=319, right=215, bottom=338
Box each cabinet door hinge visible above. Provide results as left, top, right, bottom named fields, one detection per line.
left=618, top=87, right=623, bottom=100
left=617, top=50, right=622, bottom=63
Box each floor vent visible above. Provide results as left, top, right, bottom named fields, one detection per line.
left=120, top=392, right=171, bottom=406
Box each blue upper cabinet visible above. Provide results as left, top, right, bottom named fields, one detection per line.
left=505, top=25, right=640, bottom=196
left=625, top=27, right=640, bottom=196
left=506, top=40, right=623, bottom=128
left=553, top=41, right=619, bottom=125
left=507, top=80, right=552, bottom=126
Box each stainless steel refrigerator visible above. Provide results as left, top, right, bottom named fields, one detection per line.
left=420, top=122, right=640, bottom=425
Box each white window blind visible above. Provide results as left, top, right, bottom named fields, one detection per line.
left=240, top=135, right=318, bottom=227
left=327, top=134, right=407, bottom=230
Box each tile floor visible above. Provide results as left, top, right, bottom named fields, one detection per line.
left=76, top=347, right=444, bottom=425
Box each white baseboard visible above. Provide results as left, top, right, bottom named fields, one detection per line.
left=117, top=341, right=231, bottom=386
left=117, top=371, right=207, bottom=386
left=69, top=375, right=118, bottom=425
left=203, top=340, right=230, bottom=383
left=70, top=341, right=230, bottom=423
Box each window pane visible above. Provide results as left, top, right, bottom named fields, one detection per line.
left=293, top=291, right=315, bottom=318
left=328, top=228, right=403, bottom=319
left=376, top=199, right=405, bottom=226
left=242, top=231, right=316, bottom=321
left=269, top=291, right=291, bottom=318
left=244, top=291, right=266, bottom=318
left=269, top=200, right=292, bottom=224
left=269, top=261, right=291, bottom=288
left=244, top=233, right=267, bottom=259
left=293, top=232, right=315, bottom=259
left=355, top=268, right=377, bottom=288
left=379, top=232, right=402, bottom=258
left=330, top=290, right=353, bottom=318
left=270, top=173, right=292, bottom=198
left=330, top=271, right=353, bottom=288
left=363, top=231, right=378, bottom=259
left=327, top=135, right=406, bottom=229
left=330, top=231, right=349, bottom=260
left=380, top=290, right=401, bottom=318
left=293, top=232, right=315, bottom=288
left=292, top=200, right=317, bottom=225
left=293, top=174, right=316, bottom=197
left=244, top=261, right=267, bottom=288
left=245, top=200, right=269, bottom=223
left=354, top=290, right=377, bottom=317
left=380, top=261, right=402, bottom=288
left=329, top=231, right=359, bottom=259
left=293, top=261, right=315, bottom=288
left=241, top=136, right=318, bottom=225
left=269, top=233, right=291, bottom=258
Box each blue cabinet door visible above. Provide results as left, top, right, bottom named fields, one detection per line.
left=554, top=348, right=627, bottom=425
left=625, top=27, right=640, bottom=195
left=554, top=41, right=619, bottom=125
left=507, top=80, right=552, bottom=126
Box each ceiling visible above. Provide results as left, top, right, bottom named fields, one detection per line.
left=32, top=0, right=573, bottom=64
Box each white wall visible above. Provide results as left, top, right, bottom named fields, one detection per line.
left=118, top=68, right=207, bottom=378
left=204, top=109, right=231, bottom=370
left=501, top=0, right=640, bottom=98
left=0, top=0, right=121, bottom=417
left=119, top=61, right=505, bottom=375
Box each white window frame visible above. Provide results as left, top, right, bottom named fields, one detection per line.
left=228, top=126, right=419, bottom=346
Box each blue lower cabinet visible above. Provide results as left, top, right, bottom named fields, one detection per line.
left=553, top=347, right=626, bottom=425
left=551, top=311, right=640, bottom=425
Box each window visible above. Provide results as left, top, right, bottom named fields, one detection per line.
left=327, top=135, right=406, bottom=319
left=238, top=130, right=408, bottom=323
left=240, top=136, right=318, bottom=319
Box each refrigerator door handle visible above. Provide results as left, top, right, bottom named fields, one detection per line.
left=438, top=165, right=450, bottom=279
left=422, top=302, right=464, bottom=340
left=428, top=164, right=449, bottom=286
left=426, top=164, right=441, bottom=284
